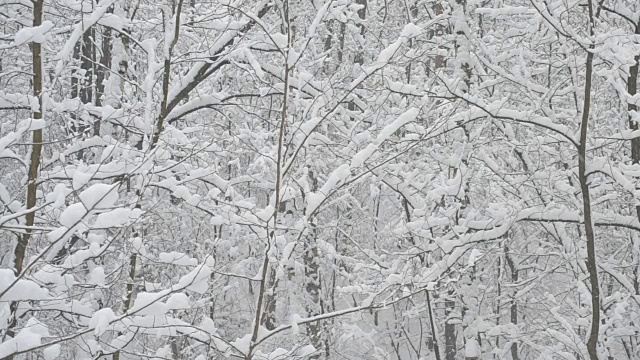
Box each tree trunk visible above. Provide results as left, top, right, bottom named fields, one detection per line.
left=348, top=0, right=367, bottom=120
left=433, top=3, right=445, bottom=71
left=304, top=169, right=323, bottom=358
left=505, top=245, right=519, bottom=360
left=579, top=1, right=599, bottom=358
left=353, top=0, right=367, bottom=65
left=627, top=28, right=640, bottom=314
left=80, top=25, right=94, bottom=105
left=628, top=24, right=640, bottom=170
left=7, top=1, right=44, bottom=357
left=444, top=291, right=457, bottom=360
left=94, top=5, right=114, bottom=135
left=247, top=4, right=291, bottom=357
left=426, top=290, right=443, bottom=360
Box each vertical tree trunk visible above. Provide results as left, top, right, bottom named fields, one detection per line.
left=629, top=24, right=640, bottom=360
left=94, top=5, right=114, bottom=135
left=353, top=0, right=367, bottom=65
left=433, top=3, right=446, bottom=71
left=444, top=292, right=457, bottom=360
left=505, top=245, right=519, bottom=360
left=627, top=28, right=640, bottom=313
left=116, top=3, right=184, bottom=359
left=80, top=25, right=94, bottom=105
left=322, top=19, right=334, bottom=74
left=112, top=246, right=137, bottom=360
left=337, top=22, right=346, bottom=64
left=152, top=0, right=183, bottom=148
left=405, top=1, right=418, bottom=83
left=7, top=1, right=44, bottom=357
left=628, top=24, right=640, bottom=170
left=304, top=169, right=323, bottom=358
left=579, top=1, right=599, bottom=358
left=16, top=0, right=44, bottom=277
left=348, top=0, right=367, bottom=120
left=258, top=0, right=293, bottom=333
left=118, top=38, right=129, bottom=101
left=94, top=24, right=111, bottom=105
left=320, top=20, right=335, bottom=357
left=111, top=6, right=136, bottom=360
left=74, top=9, right=95, bottom=160
left=248, top=3, right=291, bottom=358
left=447, top=0, right=473, bottom=356
left=71, top=44, right=80, bottom=100
left=426, top=289, right=443, bottom=360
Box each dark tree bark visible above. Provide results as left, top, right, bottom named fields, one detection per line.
left=94, top=5, right=114, bottom=135
left=505, top=245, right=519, bottom=360
left=7, top=1, right=44, bottom=358
left=80, top=25, right=94, bottom=105
left=579, top=0, right=599, bottom=358
left=304, top=169, right=323, bottom=359
left=444, top=292, right=457, bottom=360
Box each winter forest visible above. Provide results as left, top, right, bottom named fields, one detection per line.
left=2, top=0, right=640, bottom=359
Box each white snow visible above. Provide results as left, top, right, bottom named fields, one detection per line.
left=98, top=13, right=127, bottom=31
left=62, top=242, right=108, bottom=269
left=0, top=183, right=10, bottom=204
left=79, top=183, right=119, bottom=210
left=90, top=308, right=116, bottom=336
left=351, top=108, right=420, bottom=168
left=72, top=170, right=93, bottom=190
left=231, top=333, right=252, bottom=354
left=0, top=91, right=37, bottom=112
left=242, top=48, right=266, bottom=80
left=401, top=23, right=422, bottom=38
left=176, top=263, right=212, bottom=294
left=465, top=339, right=481, bottom=357
left=256, top=205, right=275, bottom=222
left=173, top=185, right=191, bottom=201
left=43, top=345, right=61, bottom=360
left=20, top=118, right=46, bottom=131
left=351, top=144, right=378, bottom=168
left=378, top=108, right=420, bottom=141
left=89, top=267, right=106, bottom=286
left=159, top=251, right=198, bottom=266
left=305, top=164, right=351, bottom=217
left=0, top=269, right=49, bottom=301
left=59, top=203, right=87, bottom=227
left=130, top=291, right=170, bottom=316
left=0, top=318, right=49, bottom=358
left=14, top=21, right=54, bottom=45
left=93, top=208, right=141, bottom=228
left=166, top=293, right=190, bottom=310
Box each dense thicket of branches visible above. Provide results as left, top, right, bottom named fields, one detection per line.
left=1, top=0, right=639, bottom=359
